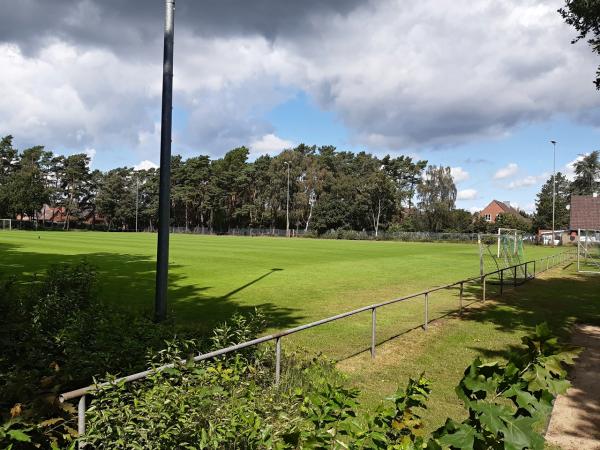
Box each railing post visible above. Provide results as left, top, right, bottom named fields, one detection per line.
left=533, top=260, right=536, bottom=279
left=424, top=292, right=429, bottom=330
left=78, top=395, right=86, bottom=449
left=275, top=337, right=281, bottom=385
left=524, top=262, right=528, bottom=281
left=513, top=266, right=517, bottom=287
left=546, top=256, right=549, bottom=271
left=371, top=308, right=376, bottom=359
left=459, top=282, right=463, bottom=316
left=482, top=275, right=486, bottom=302
left=500, top=270, right=504, bottom=296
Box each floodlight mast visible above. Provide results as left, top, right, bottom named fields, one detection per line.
left=550, top=140, right=557, bottom=247
left=155, top=0, right=175, bottom=322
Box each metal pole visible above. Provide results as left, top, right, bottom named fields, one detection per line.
left=524, top=262, right=528, bottom=280
left=513, top=266, right=517, bottom=287
left=551, top=140, right=557, bottom=247
left=78, top=395, right=86, bottom=449
left=154, top=0, right=175, bottom=322
left=371, top=308, right=376, bottom=359
left=135, top=176, right=139, bottom=232
left=285, top=162, right=290, bottom=237
left=459, top=282, right=463, bottom=316
left=275, top=337, right=281, bottom=384
left=500, top=270, right=504, bottom=296
left=577, top=229, right=581, bottom=271
left=533, top=260, right=536, bottom=278
left=482, top=275, right=486, bottom=302
left=424, top=293, right=429, bottom=330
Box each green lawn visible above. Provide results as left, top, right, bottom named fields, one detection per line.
left=1, top=230, right=598, bottom=432
left=0, top=231, right=565, bottom=356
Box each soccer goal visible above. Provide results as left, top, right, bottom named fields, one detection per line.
left=577, top=229, right=600, bottom=274
left=478, top=228, right=527, bottom=282
left=0, top=219, right=11, bottom=231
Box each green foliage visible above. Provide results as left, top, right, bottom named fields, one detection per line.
left=0, top=262, right=182, bottom=448
left=560, top=0, right=600, bottom=89
left=533, top=172, right=571, bottom=231
left=428, top=323, right=579, bottom=450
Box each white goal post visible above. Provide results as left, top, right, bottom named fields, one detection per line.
left=0, top=219, right=11, bottom=230
left=497, top=228, right=522, bottom=258
left=577, top=229, right=600, bottom=274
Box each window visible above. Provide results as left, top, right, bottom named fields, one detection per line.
left=484, top=214, right=491, bottom=222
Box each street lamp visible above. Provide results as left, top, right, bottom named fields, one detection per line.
left=550, top=140, right=557, bottom=247
left=284, top=161, right=290, bottom=237
left=135, top=174, right=139, bottom=232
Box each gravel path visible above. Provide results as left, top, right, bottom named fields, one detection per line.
left=546, top=324, right=600, bottom=450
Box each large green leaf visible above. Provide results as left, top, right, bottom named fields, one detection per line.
left=502, top=416, right=544, bottom=450
left=436, top=423, right=479, bottom=449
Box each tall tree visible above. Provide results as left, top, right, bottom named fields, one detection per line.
left=59, top=154, right=91, bottom=230
left=571, top=150, right=600, bottom=195
left=533, top=172, right=571, bottom=230
left=6, top=146, right=51, bottom=225
left=0, top=136, right=18, bottom=218
left=417, top=165, right=457, bottom=232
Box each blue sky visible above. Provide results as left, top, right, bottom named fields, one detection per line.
left=2, top=0, right=600, bottom=214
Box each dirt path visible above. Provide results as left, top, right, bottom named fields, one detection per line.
left=546, top=324, right=600, bottom=450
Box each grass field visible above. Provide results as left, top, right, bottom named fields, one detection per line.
left=2, top=230, right=598, bottom=431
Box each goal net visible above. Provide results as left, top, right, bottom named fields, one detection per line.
left=577, top=229, right=600, bottom=274
left=0, top=219, right=11, bottom=231
left=478, top=228, right=527, bottom=283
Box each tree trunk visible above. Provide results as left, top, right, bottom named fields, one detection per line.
left=305, top=201, right=314, bottom=232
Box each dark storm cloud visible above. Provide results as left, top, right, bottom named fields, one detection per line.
left=0, top=0, right=363, bottom=54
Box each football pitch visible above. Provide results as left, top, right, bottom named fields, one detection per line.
left=0, top=230, right=563, bottom=357
left=2, top=230, right=599, bottom=429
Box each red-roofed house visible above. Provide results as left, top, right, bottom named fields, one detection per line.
left=479, top=200, right=522, bottom=224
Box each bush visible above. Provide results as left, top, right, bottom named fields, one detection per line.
left=0, top=262, right=190, bottom=448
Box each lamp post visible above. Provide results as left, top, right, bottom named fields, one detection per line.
left=135, top=175, right=139, bottom=232
left=284, top=161, right=290, bottom=237
left=550, top=140, right=557, bottom=247
left=155, top=0, right=175, bottom=322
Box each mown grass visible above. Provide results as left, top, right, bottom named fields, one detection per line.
left=340, top=266, right=600, bottom=433
left=2, top=230, right=594, bottom=431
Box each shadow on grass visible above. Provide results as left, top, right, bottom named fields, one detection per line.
left=462, top=269, right=600, bottom=441
left=0, top=242, right=303, bottom=334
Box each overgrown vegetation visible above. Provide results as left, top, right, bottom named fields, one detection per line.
left=1, top=262, right=580, bottom=449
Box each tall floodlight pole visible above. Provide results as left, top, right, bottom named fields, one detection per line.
left=135, top=175, right=139, bottom=232
left=550, top=140, right=557, bottom=247
left=155, top=0, right=175, bottom=322
left=284, top=162, right=290, bottom=237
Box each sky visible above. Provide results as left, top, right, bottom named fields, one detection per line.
left=1, top=0, right=599, bottom=214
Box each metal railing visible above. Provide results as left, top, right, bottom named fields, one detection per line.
left=60, top=250, right=575, bottom=446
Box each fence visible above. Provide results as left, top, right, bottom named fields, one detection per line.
left=169, top=226, right=536, bottom=243
left=60, top=250, right=575, bottom=447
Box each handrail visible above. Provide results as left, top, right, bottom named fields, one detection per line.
left=59, top=249, right=575, bottom=445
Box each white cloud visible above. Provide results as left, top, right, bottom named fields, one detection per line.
left=250, top=133, right=294, bottom=155
left=3, top=0, right=600, bottom=159
left=134, top=160, right=158, bottom=171
left=564, top=154, right=586, bottom=181
left=507, top=172, right=549, bottom=189
left=468, top=206, right=483, bottom=213
left=457, top=189, right=478, bottom=200
left=494, top=163, right=519, bottom=180
left=84, top=148, right=96, bottom=164
left=451, top=166, right=470, bottom=183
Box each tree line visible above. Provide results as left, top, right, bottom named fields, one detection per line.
left=1, top=134, right=597, bottom=234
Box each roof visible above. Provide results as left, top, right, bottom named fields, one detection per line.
left=481, top=200, right=521, bottom=216
left=570, top=195, right=600, bottom=230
